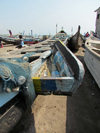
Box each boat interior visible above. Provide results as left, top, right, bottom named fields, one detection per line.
left=31, top=48, right=74, bottom=95
left=91, top=43, right=100, bottom=49
left=33, top=51, right=72, bottom=78
left=31, top=41, right=84, bottom=95
left=91, top=43, right=100, bottom=55
left=86, top=40, right=100, bottom=55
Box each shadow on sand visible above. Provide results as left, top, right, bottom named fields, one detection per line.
left=66, top=55, right=100, bottom=133
left=10, top=105, right=36, bottom=133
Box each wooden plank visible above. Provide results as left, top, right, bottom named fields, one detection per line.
left=0, top=54, right=23, bottom=58
left=8, top=39, right=52, bottom=55
left=21, top=47, right=51, bottom=53
left=9, top=46, right=51, bottom=55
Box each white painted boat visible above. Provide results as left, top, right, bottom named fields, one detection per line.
left=84, top=37, right=100, bottom=88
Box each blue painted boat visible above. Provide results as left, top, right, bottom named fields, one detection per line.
left=31, top=40, right=85, bottom=95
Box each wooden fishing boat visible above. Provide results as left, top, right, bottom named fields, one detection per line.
left=0, top=40, right=85, bottom=98
left=66, top=25, right=84, bottom=51
left=0, top=35, right=41, bottom=45
left=24, top=38, right=40, bottom=44
left=0, top=40, right=84, bottom=132
left=31, top=40, right=84, bottom=95
left=84, top=37, right=100, bottom=88
left=51, top=30, right=68, bottom=41
left=0, top=36, right=20, bottom=45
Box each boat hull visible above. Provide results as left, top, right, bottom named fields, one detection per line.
left=84, top=38, right=100, bottom=88
left=66, top=25, right=84, bottom=51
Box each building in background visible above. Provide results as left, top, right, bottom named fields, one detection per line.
left=95, top=7, right=100, bottom=38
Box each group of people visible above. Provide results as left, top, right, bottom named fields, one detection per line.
left=84, top=31, right=97, bottom=38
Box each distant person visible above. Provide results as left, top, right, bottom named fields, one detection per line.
left=85, top=32, right=90, bottom=37
left=19, top=35, right=25, bottom=48
left=0, top=40, right=3, bottom=48
left=0, top=40, right=1, bottom=48
left=94, top=32, right=97, bottom=37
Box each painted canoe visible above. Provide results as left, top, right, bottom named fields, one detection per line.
left=51, top=30, right=68, bottom=41
left=0, top=36, right=20, bottom=45
left=30, top=40, right=84, bottom=95
left=66, top=25, right=84, bottom=51
left=84, top=37, right=100, bottom=88
left=24, top=38, right=40, bottom=44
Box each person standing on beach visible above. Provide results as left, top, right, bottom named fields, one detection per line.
left=19, top=35, right=24, bottom=48
left=0, top=40, right=3, bottom=48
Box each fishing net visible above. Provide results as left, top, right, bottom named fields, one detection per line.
left=0, top=57, right=36, bottom=104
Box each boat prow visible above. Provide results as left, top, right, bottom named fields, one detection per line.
left=66, top=25, right=84, bottom=51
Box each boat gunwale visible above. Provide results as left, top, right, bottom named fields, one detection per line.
left=55, top=40, right=84, bottom=80
left=54, top=40, right=85, bottom=92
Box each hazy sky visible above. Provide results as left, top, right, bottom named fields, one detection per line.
left=0, top=0, right=99, bottom=35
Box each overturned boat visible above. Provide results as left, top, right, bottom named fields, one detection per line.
left=84, top=37, right=100, bottom=88
left=0, top=40, right=84, bottom=132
